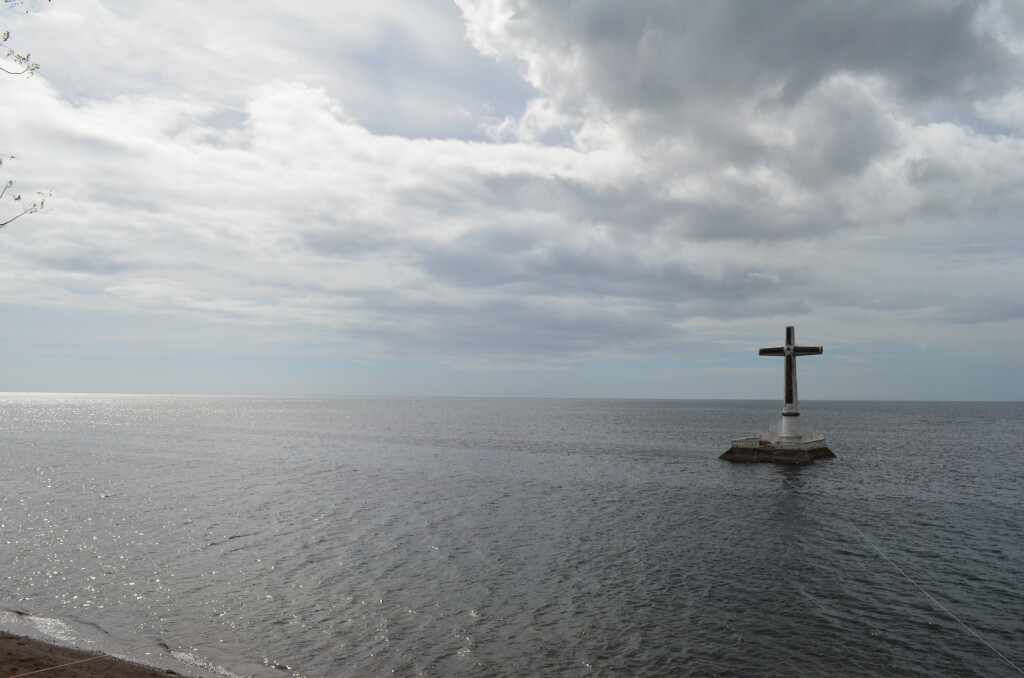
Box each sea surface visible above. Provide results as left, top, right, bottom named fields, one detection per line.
left=1, top=394, right=1022, bottom=677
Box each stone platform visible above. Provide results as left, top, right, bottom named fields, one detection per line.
left=719, top=441, right=835, bottom=464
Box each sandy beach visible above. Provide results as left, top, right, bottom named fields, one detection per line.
left=0, top=633, right=185, bottom=678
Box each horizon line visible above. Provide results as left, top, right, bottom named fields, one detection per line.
left=1, top=391, right=1021, bottom=404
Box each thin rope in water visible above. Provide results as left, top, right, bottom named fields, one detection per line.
left=847, top=518, right=1024, bottom=676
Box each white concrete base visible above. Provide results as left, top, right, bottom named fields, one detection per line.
left=731, top=416, right=828, bottom=451
left=722, top=415, right=834, bottom=463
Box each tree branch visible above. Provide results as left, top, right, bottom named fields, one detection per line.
left=1, top=27, right=41, bottom=77
left=0, top=191, right=47, bottom=228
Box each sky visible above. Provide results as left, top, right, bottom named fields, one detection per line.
left=1, top=0, right=1023, bottom=401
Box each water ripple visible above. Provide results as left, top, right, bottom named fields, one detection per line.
left=0, top=396, right=1022, bottom=677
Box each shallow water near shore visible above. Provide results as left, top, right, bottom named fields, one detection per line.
left=1, top=395, right=1023, bottom=677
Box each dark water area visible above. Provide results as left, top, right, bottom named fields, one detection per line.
left=1, top=395, right=1022, bottom=677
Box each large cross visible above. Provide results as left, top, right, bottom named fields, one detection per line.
left=759, top=326, right=823, bottom=417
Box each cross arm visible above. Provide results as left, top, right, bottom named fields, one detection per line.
left=793, top=346, right=823, bottom=356
left=759, top=347, right=785, bottom=356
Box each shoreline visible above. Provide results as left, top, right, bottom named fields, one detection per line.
left=0, top=632, right=188, bottom=678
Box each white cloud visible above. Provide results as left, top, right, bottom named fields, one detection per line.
left=2, top=0, right=1024, bottom=397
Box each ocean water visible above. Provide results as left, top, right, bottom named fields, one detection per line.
left=1, top=394, right=1022, bottom=678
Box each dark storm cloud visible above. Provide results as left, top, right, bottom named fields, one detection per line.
left=338, top=278, right=812, bottom=361
left=343, top=292, right=683, bottom=358
left=495, top=0, right=1018, bottom=113
left=414, top=227, right=805, bottom=303
left=463, top=0, right=1024, bottom=191
left=399, top=169, right=845, bottom=247
left=780, top=80, right=901, bottom=182
left=677, top=202, right=839, bottom=242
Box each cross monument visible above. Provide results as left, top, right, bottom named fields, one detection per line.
left=720, top=325, right=835, bottom=463
left=759, top=325, right=822, bottom=428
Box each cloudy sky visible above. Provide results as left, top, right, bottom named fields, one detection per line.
left=1, top=0, right=1023, bottom=400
